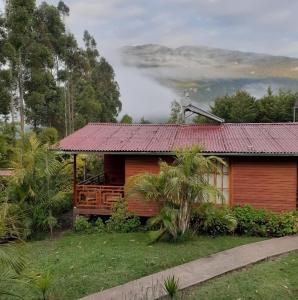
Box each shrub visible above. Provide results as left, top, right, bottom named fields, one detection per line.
left=191, top=203, right=237, bottom=236
left=232, top=205, right=269, bottom=236
left=192, top=204, right=298, bottom=238
left=74, top=216, right=92, bottom=233
left=232, top=205, right=298, bottom=237
left=106, top=199, right=141, bottom=233
left=94, top=217, right=105, bottom=233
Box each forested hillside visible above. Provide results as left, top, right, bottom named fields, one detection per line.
left=0, top=0, right=121, bottom=136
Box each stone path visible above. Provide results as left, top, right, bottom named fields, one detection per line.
left=80, top=235, right=298, bottom=300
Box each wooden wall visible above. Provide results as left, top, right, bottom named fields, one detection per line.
left=230, top=158, right=297, bottom=212
left=104, top=154, right=297, bottom=216
left=104, top=155, right=125, bottom=185
left=125, top=155, right=172, bottom=216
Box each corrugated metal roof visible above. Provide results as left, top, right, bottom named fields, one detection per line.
left=56, top=123, right=298, bottom=155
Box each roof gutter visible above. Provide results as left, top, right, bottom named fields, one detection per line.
left=54, top=150, right=298, bottom=157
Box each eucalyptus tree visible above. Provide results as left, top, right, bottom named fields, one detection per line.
left=5, top=0, right=35, bottom=133
left=0, top=1, right=121, bottom=135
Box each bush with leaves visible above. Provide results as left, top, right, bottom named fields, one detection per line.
left=191, top=203, right=237, bottom=236
left=0, top=201, right=26, bottom=298
left=233, top=205, right=298, bottom=237
left=7, top=133, right=72, bottom=236
left=191, top=204, right=298, bottom=237
left=74, top=216, right=92, bottom=233
left=106, top=199, right=141, bottom=233
left=94, top=217, right=105, bottom=233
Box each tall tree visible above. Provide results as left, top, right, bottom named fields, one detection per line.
left=5, top=0, right=35, bottom=132
left=209, top=90, right=258, bottom=123
left=0, top=1, right=121, bottom=135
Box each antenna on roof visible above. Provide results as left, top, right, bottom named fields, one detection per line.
left=182, top=104, right=225, bottom=123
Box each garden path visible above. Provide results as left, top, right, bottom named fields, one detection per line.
left=80, top=235, right=298, bottom=300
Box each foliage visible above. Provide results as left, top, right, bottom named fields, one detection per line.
left=168, top=100, right=183, bottom=124
left=74, top=216, right=92, bottom=233
left=164, top=275, right=179, bottom=299
left=127, top=146, right=224, bottom=239
left=120, top=114, right=133, bottom=124
left=38, top=127, right=59, bottom=145
left=147, top=206, right=180, bottom=242
left=192, top=204, right=237, bottom=236
left=233, top=205, right=298, bottom=237
left=202, top=88, right=298, bottom=123
left=0, top=201, right=26, bottom=298
left=0, top=1, right=121, bottom=135
left=209, top=90, right=257, bottom=123
left=106, top=199, right=141, bottom=233
left=31, top=272, right=52, bottom=300
left=0, top=201, right=31, bottom=241
left=191, top=204, right=298, bottom=237
left=94, top=217, right=105, bottom=233
left=7, top=132, right=72, bottom=235
left=0, top=123, right=15, bottom=168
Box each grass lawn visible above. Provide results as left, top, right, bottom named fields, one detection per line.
left=6, top=231, right=263, bottom=300
left=185, top=251, right=298, bottom=300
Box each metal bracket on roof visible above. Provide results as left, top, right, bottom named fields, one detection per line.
left=182, top=104, right=225, bottom=123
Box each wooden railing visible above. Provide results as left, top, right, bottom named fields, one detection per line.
left=74, top=184, right=124, bottom=213
left=79, top=173, right=105, bottom=185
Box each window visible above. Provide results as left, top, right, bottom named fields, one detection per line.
left=206, top=162, right=229, bottom=204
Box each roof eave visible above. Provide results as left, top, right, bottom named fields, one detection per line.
left=54, top=149, right=298, bottom=157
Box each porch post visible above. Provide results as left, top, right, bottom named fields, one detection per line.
left=73, top=153, right=77, bottom=206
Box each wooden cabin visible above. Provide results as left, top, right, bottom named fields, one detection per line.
left=56, top=123, right=298, bottom=217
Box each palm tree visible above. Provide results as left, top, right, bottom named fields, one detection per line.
left=8, top=133, right=71, bottom=234
left=0, top=201, right=26, bottom=298
left=126, top=146, right=225, bottom=236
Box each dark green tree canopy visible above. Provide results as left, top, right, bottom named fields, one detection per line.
left=197, top=88, right=297, bottom=123
left=0, top=1, right=121, bottom=136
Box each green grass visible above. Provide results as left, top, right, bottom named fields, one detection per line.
left=186, top=251, right=298, bottom=300
left=6, top=232, right=263, bottom=300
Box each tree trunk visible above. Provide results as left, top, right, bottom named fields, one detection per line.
left=18, top=71, right=24, bottom=133
left=17, top=52, right=25, bottom=133
left=64, top=81, right=68, bottom=137
left=10, top=88, right=15, bottom=124
left=178, top=200, right=190, bottom=235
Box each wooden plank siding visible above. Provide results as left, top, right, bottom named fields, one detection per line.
left=230, top=158, right=297, bottom=212
left=125, top=156, right=161, bottom=216
left=104, top=154, right=125, bottom=185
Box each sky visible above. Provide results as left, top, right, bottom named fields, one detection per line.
left=3, top=0, right=298, bottom=119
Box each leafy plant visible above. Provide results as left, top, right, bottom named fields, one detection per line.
left=7, top=133, right=72, bottom=236
left=94, top=217, right=106, bottom=233
left=147, top=206, right=180, bottom=242
left=163, top=275, right=179, bottom=299
left=106, top=199, right=141, bottom=233
left=32, top=272, right=52, bottom=300
left=192, top=203, right=237, bottom=236
left=74, top=216, right=92, bottom=233
left=0, top=201, right=26, bottom=298
left=192, top=204, right=298, bottom=237
left=127, top=146, right=224, bottom=240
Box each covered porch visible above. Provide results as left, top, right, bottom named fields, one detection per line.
left=73, top=154, right=125, bottom=216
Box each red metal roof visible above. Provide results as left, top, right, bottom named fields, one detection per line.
left=56, top=123, right=298, bottom=155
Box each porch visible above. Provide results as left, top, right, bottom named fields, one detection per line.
left=73, top=154, right=125, bottom=216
